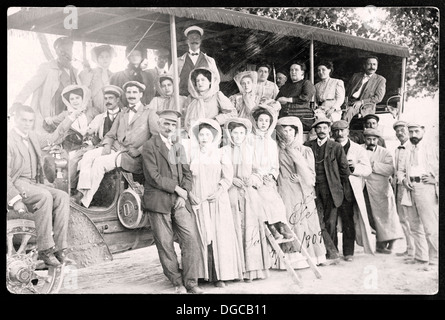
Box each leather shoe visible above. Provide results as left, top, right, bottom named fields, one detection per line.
left=174, top=285, right=187, bottom=294
left=38, top=248, right=61, bottom=267
left=344, top=255, right=353, bottom=262
left=395, top=251, right=409, bottom=257
left=405, top=258, right=428, bottom=265
left=214, top=281, right=226, bottom=288
left=54, top=249, right=76, bottom=265
left=187, top=286, right=205, bottom=294
left=376, top=248, right=392, bottom=254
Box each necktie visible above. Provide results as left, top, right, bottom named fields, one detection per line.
left=352, top=75, right=370, bottom=99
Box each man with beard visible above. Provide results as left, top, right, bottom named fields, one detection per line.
left=397, top=123, right=438, bottom=267
left=331, top=120, right=373, bottom=260
left=362, top=128, right=404, bottom=254
left=277, top=61, right=315, bottom=131
left=141, top=110, right=204, bottom=294
left=74, top=81, right=151, bottom=208
left=70, top=85, right=123, bottom=198
left=170, top=26, right=220, bottom=96
left=342, top=56, right=386, bottom=123
left=110, top=42, right=155, bottom=105
left=304, top=117, right=351, bottom=264
left=11, top=37, right=80, bottom=131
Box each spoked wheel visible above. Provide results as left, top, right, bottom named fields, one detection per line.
left=6, top=219, right=66, bottom=294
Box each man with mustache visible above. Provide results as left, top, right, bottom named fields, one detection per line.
left=170, top=26, right=220, bottom=96
left=11, top=37, right=80, bottom=132
left=141, top=110, right=204, bottom=294
left=362, top=128, right=404, bottom=254
left=304, top=117, right=351, bottom=264
left=350, top=114, right=387, bottom=147
left=74, top=81, right=152, bottom=208
left=342, top=56, right=386, bottom=123
left=397, top=123, right=438, bottom=268
left=70, top=85, right=123, bottom=199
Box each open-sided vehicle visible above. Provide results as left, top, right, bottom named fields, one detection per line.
left=7, top=7, right=409, bottom=293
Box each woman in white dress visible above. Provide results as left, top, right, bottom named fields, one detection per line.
left=314, top=61, right=345, bottom=122
left=223, top=117, right=271, bottom=282
left=188, top=118, right=244, bottom=287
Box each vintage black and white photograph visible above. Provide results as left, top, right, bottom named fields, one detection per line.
left=6, top=6, right=439, bottom=297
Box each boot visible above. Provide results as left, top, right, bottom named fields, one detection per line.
left=54, top=248, right=76, bottom=265
left=268, top=224, right=283, bottom=240
left=277, top=222, right=293, bottom=239
left=38, top=247, right=61, bottom=267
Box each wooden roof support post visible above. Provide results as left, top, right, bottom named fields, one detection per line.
left=169, top=14, right=181, bottom=133
left=309, top=38, right=315, bottom=107
left=399, top=57, right=407, bottom=117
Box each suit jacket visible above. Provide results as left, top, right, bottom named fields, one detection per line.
left=87, top=110, right=121, bottom=141
left=14, top=60, right=80, bottom=129
left=304, top=138, right=351, bottom=207
left=142, top=134, right=193, bottom=214
left=345, top=72, right=386, bottom=106
left=102, top=103, right=152, bottom=174
left=7, top=129, right=45, bottom=203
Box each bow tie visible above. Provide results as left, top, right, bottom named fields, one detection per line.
left=189, top=52, right=199, bottom=56
left=367, top=146, right=375, bottom=151
left=127, top=105, right=137, bottom=113
left=398, top=145, right=405, bottom=149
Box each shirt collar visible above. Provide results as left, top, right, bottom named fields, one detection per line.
left=128, top=102, right=142, bottom=112
left=317, top=137, right=328, bottom=146
left=340, top=138, right=349, bottom=147
left=159, top=133, right=173, bottom=147
left=14, top=127, right=29, bottom=139
left=189, top=49, right=200, bottom=55
left=107, top=107, right=120, bottom=115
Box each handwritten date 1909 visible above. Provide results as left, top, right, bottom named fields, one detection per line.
left=299, top=230, right=323, bottom=252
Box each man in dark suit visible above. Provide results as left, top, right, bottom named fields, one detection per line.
left=343, top=56, right=386, bottom=123
left=170, top=26, right=220, bottom=96
left=7, top=104, right=71, bottom=267
left=141, top=109, right=203, bottom=294
left=304, top=117, right=351, bottom=263
left=110, top=42, right=155, bottom=105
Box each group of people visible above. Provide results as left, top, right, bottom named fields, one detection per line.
left=7, top=24, right=438, bottom=294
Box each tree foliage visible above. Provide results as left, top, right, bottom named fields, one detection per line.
left=228, top=7, right=438, bottom=98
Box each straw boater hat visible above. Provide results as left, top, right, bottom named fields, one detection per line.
left=184, top=25, right=204, bottom=37
left=122, top=81, right=146, bottom=92
left=407, top=122, right=425, bottom=129
left=392, top=120, right=408, bottom=130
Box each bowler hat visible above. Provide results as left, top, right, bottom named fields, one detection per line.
left=311, top=117, right=332, bottom=129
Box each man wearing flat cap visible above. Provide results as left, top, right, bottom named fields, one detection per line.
left=350, top=113, right=386, bottom=147
left=304, top=117, right=351, bottom=264
left=110, top=41, right=155, bottom=105
left=392, top=120, right=423, bottom=260
left=170, top=25, right=220, bottom=96
left=12, top=36, right=80, bottom=132
left=74, top=81, right=152, bottom=208
left=397, top=123, right=438, bottom=267
left=362, top=128, right=404, bottom=254
left=79, top=44, right=116, bottom=118
left=331, top=120, right=374, bottom=259
left=141, top=109, right=204, bottom=294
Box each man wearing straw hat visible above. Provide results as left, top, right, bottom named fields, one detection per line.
left=170, top=25, right=220, bottom=96
left=141, top=109, right=204, bottom=294
left=11, top=37, right=80, bottom=131
left=397, top=122, right=438, bottom=267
